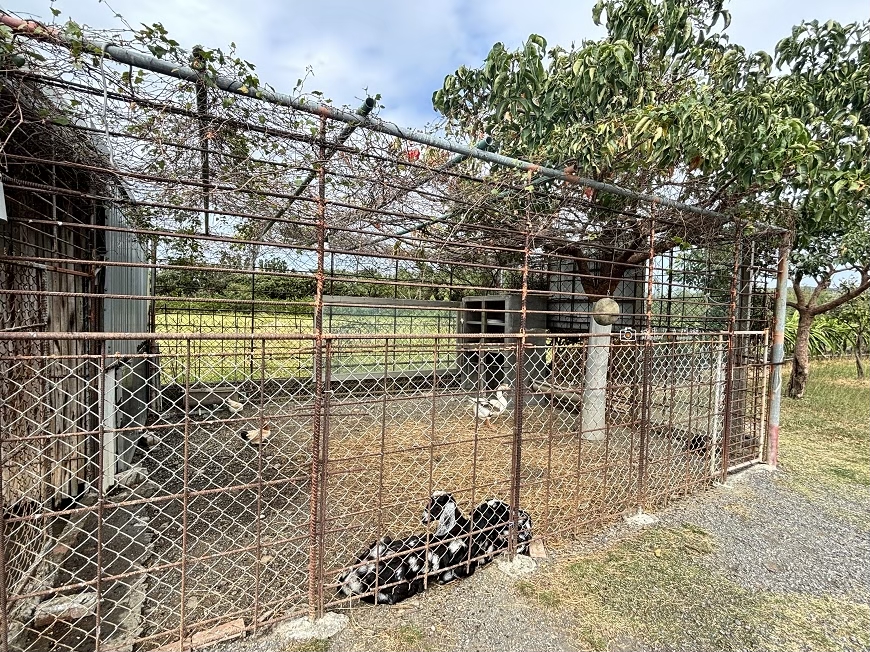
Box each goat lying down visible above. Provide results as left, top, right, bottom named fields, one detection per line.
left=336, top=491, right=533, bottom=604
left=336, top=535, right=429, bottom=605
left=470, top=498, right=533, bottom=566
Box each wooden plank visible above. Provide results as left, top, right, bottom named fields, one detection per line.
left=154, top=618, right=246, bottom=651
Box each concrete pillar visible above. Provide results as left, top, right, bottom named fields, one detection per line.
left=581, top=298, right=620, bottom=442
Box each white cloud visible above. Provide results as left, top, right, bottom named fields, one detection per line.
left=4, top=0, right=868, bottom=129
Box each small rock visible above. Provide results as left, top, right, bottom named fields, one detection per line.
left=528, top=538, right=547, bottom=559
left=48, top=543, right=72, bottom=564
left=115, top=465, right=147, bottom=488
left=33, top=592, right=98, bottom=627
left=765, top=561, right=781, bottom=573
left=259, top=554, right=274, bottom=564
left=186, top=596, right=199, bottom=611
left=274, top=612, right=348, bottom=641
left=202, top=595, right=219, bottom=608
left=7, top=620, right=24, bottom=644
left=624, top=510, right=659, bottom=527
left=496, top=554, right=536, bottom=578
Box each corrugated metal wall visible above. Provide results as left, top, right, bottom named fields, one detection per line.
left=102, top=200, right=152, bottom=470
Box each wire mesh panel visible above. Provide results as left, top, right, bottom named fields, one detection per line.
left=0, top=18, right=783, bottom=652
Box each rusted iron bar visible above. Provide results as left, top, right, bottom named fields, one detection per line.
left=307, top=115, right=328, bottom=620
left=94, top=343, right=108, bottom=652
left=720, top=224, right=744, bottom=482
left=0, top=329, right=766, bottom=342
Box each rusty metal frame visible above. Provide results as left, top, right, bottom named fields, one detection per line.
left=0, top=27, right=785, bottom=652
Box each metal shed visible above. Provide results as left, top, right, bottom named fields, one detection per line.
left=1, top=76, right=153, bottom=610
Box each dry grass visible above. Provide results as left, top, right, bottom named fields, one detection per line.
left=285, top=639, right=330, bottom=652
left=516, top=526, right=870, bottom=652
left=321, top=396, right=711, bottom=576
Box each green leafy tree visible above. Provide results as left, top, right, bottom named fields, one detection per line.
left=787, top=227, right=870, bottom=395
left=432, top=0, right=870, bottom=396
left=775, top=21, right=870, bottom=397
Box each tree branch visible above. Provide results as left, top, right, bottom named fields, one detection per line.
left=811, top=268, right=870, bottom=315
left=808, top=269, right=832, bottom=307
left=792, top=270, right=804, bottom=307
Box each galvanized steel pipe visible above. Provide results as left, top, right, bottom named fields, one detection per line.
left=765, top=233, right=791, bottom=466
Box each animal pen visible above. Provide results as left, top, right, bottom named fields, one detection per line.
left=0, top=16, right=789, bottom=652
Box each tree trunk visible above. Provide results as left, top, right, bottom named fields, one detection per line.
left=787, top=310, right=814, bottom=399
left=856, top=331, right=864, bottom=380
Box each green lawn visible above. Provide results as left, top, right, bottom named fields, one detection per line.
left=779, top=357, right=870, bottom=504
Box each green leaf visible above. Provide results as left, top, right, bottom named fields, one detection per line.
left=592, top=1, right=604, bottom=26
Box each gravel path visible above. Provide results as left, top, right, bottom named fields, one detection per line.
left=326, top=561, right=581, bottom=652
left=210, top=466, right=870, bottom=652
left=653, top=467, right=870, bottom=601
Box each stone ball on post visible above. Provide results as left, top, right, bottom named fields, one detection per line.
left=592, top=297, right=620, bottom=326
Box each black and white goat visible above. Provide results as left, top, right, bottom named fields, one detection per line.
left=422, top=492, right=534, bottom=579
left=336, top=491, right=534, bottom=605
left=337, top=491, right=474, bottom=604
left=420, top=491, right=474, bottom=584
left=336, top=534, right=427, bottom=605
left=469, top=498, right=533, bottom=569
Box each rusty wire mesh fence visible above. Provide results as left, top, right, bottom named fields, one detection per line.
left=0, top=19, right=785, bottom=652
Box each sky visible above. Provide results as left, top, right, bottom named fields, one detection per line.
left=3, top=0, right=869, bottom=129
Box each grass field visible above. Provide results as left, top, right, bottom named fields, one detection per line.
left=153, top=309, right=458, bottom=384
left=778, top=357, right=870, bottom=505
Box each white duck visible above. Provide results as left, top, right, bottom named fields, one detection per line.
left=225, top=396, right=244, bottom=414
left=467, top=384, right=512, bottom=429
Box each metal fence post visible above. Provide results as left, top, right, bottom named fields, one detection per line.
left=766, top=233, right=792, bottom=467
left=0, top=419, right=7, bottom=652
left=509, top=218, right=532, bottom=557
left=638, top=215, right=656, bottom=507
left=720, top=225, right=744, bottom=481
left=307, top=115, right=328, bottom=620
